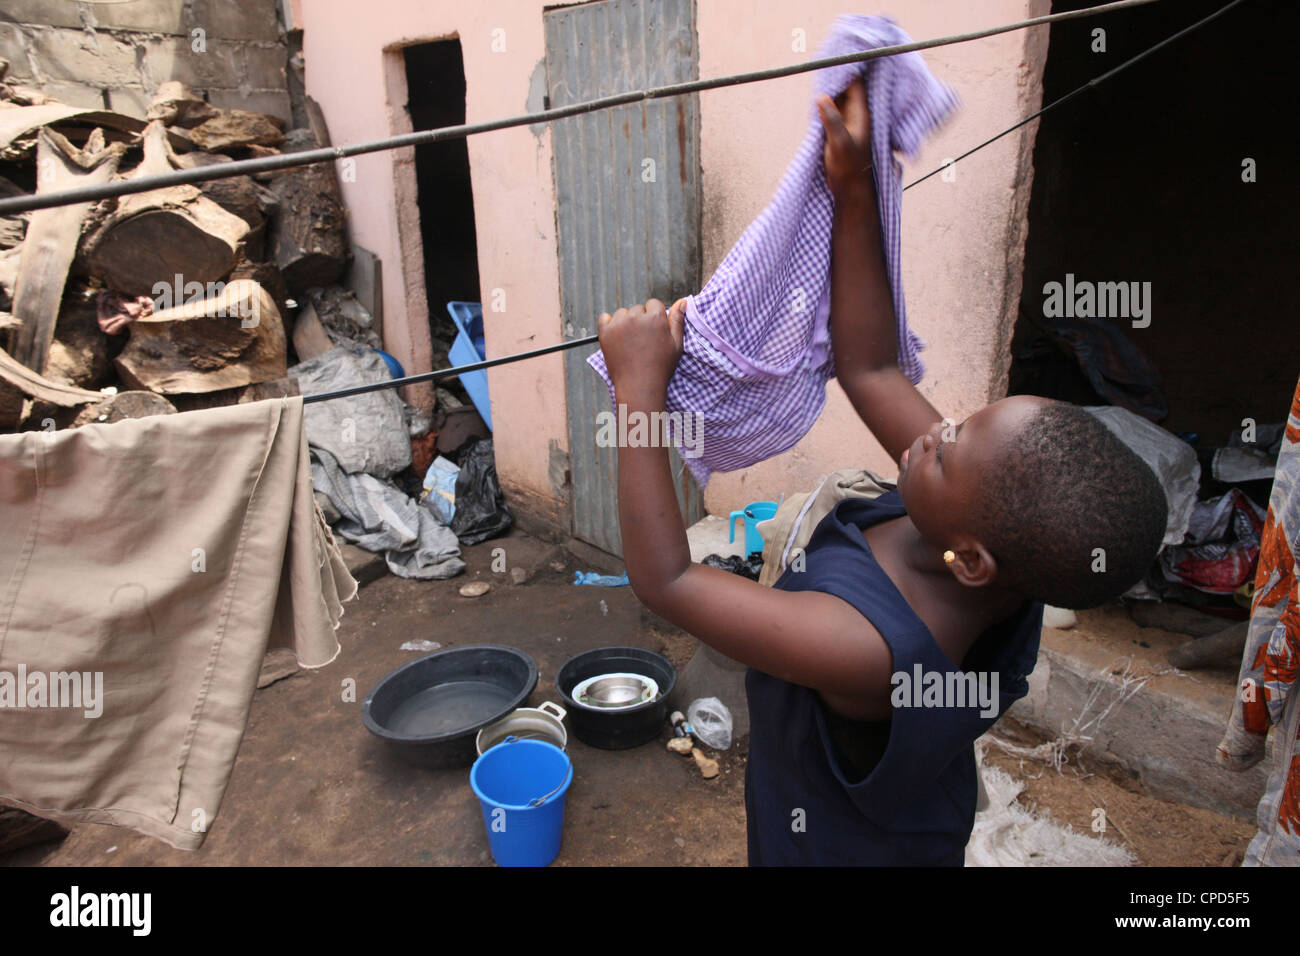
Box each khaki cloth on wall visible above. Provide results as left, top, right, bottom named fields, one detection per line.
left=757, top=469, right=896, bottom=587
left=0, top=396, right=355, bottom=849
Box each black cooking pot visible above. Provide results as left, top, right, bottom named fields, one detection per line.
left=363, top=644, right=537, bottom=769
left=556, top=646, right=676, bottom=750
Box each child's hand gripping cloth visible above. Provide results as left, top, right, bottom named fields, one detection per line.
left=588, top=15, right=958, bottom=486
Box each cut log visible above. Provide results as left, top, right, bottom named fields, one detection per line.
left=198, top=173, right=277, bottom=260
left=44, top=292, right=110, bottom=388
left=267, top=160, right=348, bottom=293
left=0, top=341, right=104, bottom=429
left=228, top=256, right=289, bottom=318
left=0, top=103, right=189, bottom=162
left=187, top=109, right=286, bottom=153
left=72, top=390, right=178, bottom=426
left=291, top=300, right=333, bottom=362
left=168, top=375, right=299, bottom=413
left=113, top=278, right=286, bottom=394
left=83, top=121, right=250, bottom=298
left=9, top=127, right=126, bottom=374
left=0, top=176, right=27, bottom=250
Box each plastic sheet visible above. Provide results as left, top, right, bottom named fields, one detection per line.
left=449, top=438, right=513, bottom=546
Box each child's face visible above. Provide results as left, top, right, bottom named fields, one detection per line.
left=896, top=395, right=1052, bottom=551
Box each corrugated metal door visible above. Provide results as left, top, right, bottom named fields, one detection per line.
left=545, top=0, right=704, bottom=557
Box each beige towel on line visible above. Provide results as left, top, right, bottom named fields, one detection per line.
left=757, top=469, right=896, bottom=587
left=0, top=396, right=356, bottom=849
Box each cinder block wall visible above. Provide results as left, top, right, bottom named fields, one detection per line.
left=0, top=0, right=290, bottom=121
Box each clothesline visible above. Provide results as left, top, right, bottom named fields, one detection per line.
left=0, top=0, right=1162, bottom=217
left=302, top=0, right=1245, bottom=407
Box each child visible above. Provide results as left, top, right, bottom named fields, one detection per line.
left=595, top=79, right=1167, bottom=865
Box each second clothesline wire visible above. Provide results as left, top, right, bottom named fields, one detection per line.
left=302, top=0, right=1245, bottom=406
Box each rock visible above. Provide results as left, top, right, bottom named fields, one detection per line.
left=667, top=737, right=693, bottom=754
left=400, top=640, right=442, bottom=652
left=691, top=747, right=720, bottom=779
left=187, top=109, right=286, bottom=152
left=509, top=567, right=531, bottom=586
left=549, top=560, right=567, bottom=574
left=459, top=581, right=490, bottom=598
left=72, top=390, right=177, bottom=426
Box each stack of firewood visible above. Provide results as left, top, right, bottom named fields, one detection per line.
left=0, top=66, right=354, bottom=431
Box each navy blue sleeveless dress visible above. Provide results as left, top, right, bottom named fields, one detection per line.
left=744, top=491, right=1043, bottom=866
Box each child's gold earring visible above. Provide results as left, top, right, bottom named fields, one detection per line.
left=943, top=550, right=956, bottom=564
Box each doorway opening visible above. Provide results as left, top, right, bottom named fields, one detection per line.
left=1009, top=0, right=1294, bottom=443
left=403, top=39, right=482, bottom=379
left=1007, top=0, right=1296, bottom=611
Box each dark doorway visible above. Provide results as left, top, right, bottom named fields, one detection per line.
left=1008, top=0, right=1297, bottom=443
left=404, top=39, right=481, bottom=370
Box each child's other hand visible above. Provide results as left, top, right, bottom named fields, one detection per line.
left=597, top=297, right=684, bottom=397
left=817, top=78, right=874, bottom=205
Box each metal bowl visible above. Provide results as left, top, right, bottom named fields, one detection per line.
left=556, top=647, right=677, bottom=750
left=572, top=672, right=660, bottom=710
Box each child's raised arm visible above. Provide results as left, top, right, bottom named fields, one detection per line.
left=818, top=80, right=943, bottom=463
left=595, top=300, right=895, bottom=716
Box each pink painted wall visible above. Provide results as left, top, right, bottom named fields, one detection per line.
left=696, top=0, right=1049, bottom=512
left=298, top=0, right=1049, bottom=536
left=300, top=0, right=587, bottom=527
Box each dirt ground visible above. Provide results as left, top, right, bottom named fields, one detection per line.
left=5, top=527, right=1259, bottom=867
left=982, top=719, right=1256, bottom=867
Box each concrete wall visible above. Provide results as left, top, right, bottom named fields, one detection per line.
left=297, top=0, right=1049, bottom=535
left=0, top=0, right=290, bottom=121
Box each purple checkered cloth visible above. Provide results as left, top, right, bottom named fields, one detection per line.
left=588, top=15, right=958, bottom=487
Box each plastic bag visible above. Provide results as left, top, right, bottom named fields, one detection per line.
left=420, top=455, right=459, bottom=525
left=702, top=552, right=763, bottom=581
left=572, top=570, right=630, bottom=587
left=1083, top=405, right=1199, bottom=548
left=687, top=697, right=733, bottom=751
left=449, top=438, right=513, bottom=546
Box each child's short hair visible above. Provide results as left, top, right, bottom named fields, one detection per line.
left=973, top=402, right=1167, bottom=609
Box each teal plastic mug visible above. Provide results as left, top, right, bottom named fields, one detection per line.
left=728, top=500, right=778, bottom=557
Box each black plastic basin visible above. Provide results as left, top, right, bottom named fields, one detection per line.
left=556, top=647, right=676, bottom=750
left=363, top=644, right=538, bottom=769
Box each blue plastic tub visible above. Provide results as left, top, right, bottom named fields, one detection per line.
left=470, top=737, right=572, bottom=867
left=446, top=301, right=492, bottom=431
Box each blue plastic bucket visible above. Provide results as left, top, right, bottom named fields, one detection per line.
left=469, top=737, right=573, bottom=866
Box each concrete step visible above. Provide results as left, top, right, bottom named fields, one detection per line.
left=1007, top=606, right=1269, bottom=821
